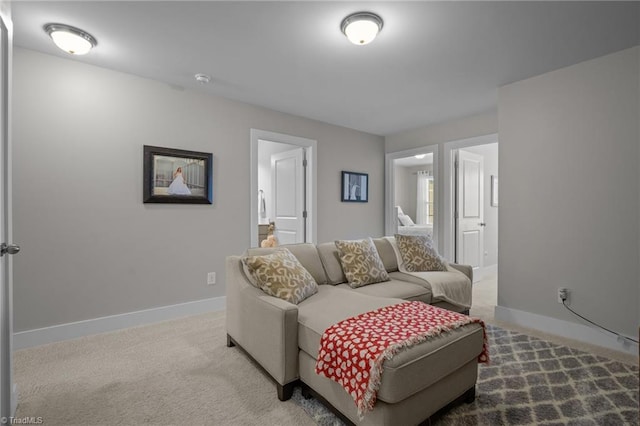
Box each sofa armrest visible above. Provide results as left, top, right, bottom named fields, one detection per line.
left=449, top=263, right=473, bottom=282
left=225, top=256, right=299, bottom=387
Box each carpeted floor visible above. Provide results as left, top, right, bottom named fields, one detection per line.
left=13, top=309, right=639, bottom=426
left=291, top=324, right=640, bottom=425
left=14, top=311, right=315, bottom=426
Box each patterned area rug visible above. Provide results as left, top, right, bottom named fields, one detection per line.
left=292, top=325, right=639, bottom=425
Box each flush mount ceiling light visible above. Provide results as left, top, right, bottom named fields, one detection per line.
left=341, top=12, right=383, bottom=45
left=44, top=23, right=97, bottom=55
left=195, top=73, right=211, bottom=84
left=414, top=154, right=426, bottom=159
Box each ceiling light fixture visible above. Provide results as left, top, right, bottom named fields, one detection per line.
left=44, top=23, right=97, bottom=55
left=341, top=12, right=383, bottom=45
left=414, top=154, right=426, bottom=159
left=195, top=73, right=211, bottom=84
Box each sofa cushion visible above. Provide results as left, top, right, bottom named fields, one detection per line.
left=394, top=234, right=446, bottom=272
left=336, top=280, right=431, bottom=303
left=372, top=238, right=399, bottom=273
left=388, top=268, right=472, bottom=309
left=246, top=243, right=328, bottom=285
left=297, top=287, right=483, bottom=404
left=242, top=249, right=318, bottom=304
left=317, top=242, right=347, bottom=285
left=335, top=238, right=390, bottom=288
left=297, top=286, right=402, bottom=359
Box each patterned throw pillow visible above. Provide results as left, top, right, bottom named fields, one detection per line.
left=242, top=249, right=318, bottom=304
left=335, top=238, right=390, bottom=288
left=395, top=234, right=447, bottom=272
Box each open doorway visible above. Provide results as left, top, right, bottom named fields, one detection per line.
left=258, top=141, right=305, bottom=245
left=385, top=145, right=439, bottom=249
left=456, top=143, right=498, bottom=281
left=393, top=154, right=435, bottom=239
left=444, top=134, right=498, bottom=310
left=250, top=129, right=317, bottom=248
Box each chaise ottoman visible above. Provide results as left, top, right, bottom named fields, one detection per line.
left=296, top=285, right=484, bottom=425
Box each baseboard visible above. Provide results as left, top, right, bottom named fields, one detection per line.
left=14, top=296, right=226, bottom=350
left=11, top=384, right=17, bottom=417
left=494, top=305, right=639, bottom=356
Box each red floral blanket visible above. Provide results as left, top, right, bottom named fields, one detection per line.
left=315, top=301, right=489, bottom=418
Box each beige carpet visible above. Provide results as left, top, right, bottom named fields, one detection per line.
left=14, top=277, right=636, bottom=425
left=14, top=311, right=314, bottom=426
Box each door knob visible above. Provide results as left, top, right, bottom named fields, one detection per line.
left=0, top=243, right=20, bottom=256
left=478, top=223, right=486, bottom=227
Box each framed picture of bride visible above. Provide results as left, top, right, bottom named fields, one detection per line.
left=143, top=145, right=213, bottom=204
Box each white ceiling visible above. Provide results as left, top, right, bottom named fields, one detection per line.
left=395, top=153, right=433, bottom=168
left=12, top=1, right=640, bottom=136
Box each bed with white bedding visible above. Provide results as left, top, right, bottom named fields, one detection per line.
left=397, top=224, right=433, bottom=237
left=396, top=206, right=433, bottom=237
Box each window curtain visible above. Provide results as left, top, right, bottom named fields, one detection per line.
left=416, top=171, right=432, bottom=225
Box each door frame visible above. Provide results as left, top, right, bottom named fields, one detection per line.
left=0, top=2, right=14, bottom=418
left=443, top=133, right=497, bottom=262
left=384, top=144, right=439, bottom=250
left=250, top=129, right=317, bottom=247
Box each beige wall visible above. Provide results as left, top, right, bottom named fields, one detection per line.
left=12, top=48, right=384, bottom=331
left=498, top=46, right=639, bottom=337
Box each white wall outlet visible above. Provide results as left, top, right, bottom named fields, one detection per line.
left=557, top=288, right=568, bottom=304
left=207, top=272, right=216, bottom=285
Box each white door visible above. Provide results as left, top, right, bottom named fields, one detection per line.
left=456, top=150, right=484, bottom=282
left=271, top=148, right=305, bottom=245
left=0, top=10, right=17, bottom=420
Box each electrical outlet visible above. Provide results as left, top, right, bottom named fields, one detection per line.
left=207, top=272, right=216, bottom=285
left=557, top=288, right=568, bottom=304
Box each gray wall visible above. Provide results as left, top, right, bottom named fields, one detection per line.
left=498, top=46, right=639, bottom=337
left=461, top=143, right=498, bottom=267
left=12, top=48, right=384, bottom=331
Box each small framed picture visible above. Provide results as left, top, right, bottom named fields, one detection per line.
left=143, top=145, right=213, bottom=204
left=491, top=175, right=498, bottom=207
left=341, top=171, right=368, bottom=203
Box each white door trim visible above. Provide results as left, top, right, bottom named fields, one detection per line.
left=0, top=6, right=15, bottom=418
left=443, top=133, right=497, bottom=261
left=385, top=145, right=439, bottom=250
left=250, top=129, right=317, bottom=247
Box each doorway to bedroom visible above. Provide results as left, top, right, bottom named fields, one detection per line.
left=385, top=145, right=439, bottom=249
left=393, top=154, right=435, bottom=238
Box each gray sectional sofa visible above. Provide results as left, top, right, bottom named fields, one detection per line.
left=226, top=237, right=484, bottom=425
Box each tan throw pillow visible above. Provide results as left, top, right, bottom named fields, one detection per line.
left=394, top=234, right=447, bottom=272
left=242, top=249, right=318, bottom=304
left=335, top=238, right=390, bottom=288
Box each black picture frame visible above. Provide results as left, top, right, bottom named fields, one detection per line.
left=341, top=171, right=368, bottom=203
left=143, top=145, right=213, bottom=204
